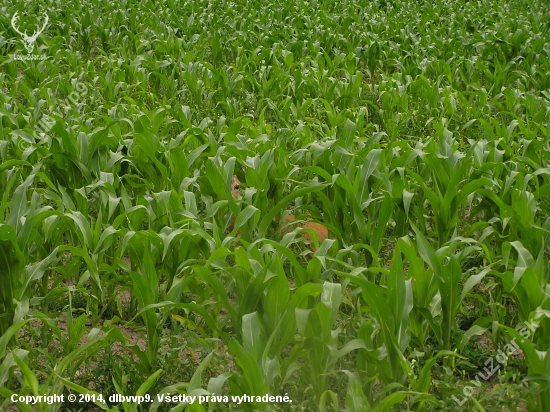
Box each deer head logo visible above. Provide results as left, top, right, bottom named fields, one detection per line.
left=11, top=12, right=49, bottom=54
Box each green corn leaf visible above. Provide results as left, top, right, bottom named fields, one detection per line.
left=258, top=182, right=328, bottom=237
left=12, top=352, right=39, bottom=397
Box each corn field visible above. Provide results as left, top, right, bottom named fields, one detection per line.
left=1, top=0, right=550, bottom=410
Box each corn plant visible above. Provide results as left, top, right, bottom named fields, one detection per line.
left=1, top=0, right=550, bottom=410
